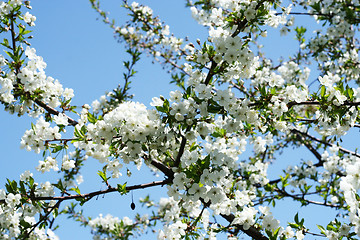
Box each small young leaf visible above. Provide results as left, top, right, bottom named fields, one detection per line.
left=117, top=182, right=128, bottom=195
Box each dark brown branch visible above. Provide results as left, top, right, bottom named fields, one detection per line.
left=254, top=189, right=341, bottom=209
left=197, top=196, right=268, bottom=240
left=285, top=118, right=316, bottom=123
left=275, top=11, right=360, bottom=22
left=45, top=138, right=174, bottom=180
left=0, top=179, right=170, bottom=204
left=174, top=133, right=188, bottom=168
left=293, top=131, right=323, bottom=164
left=46, top=141, right=173, bottom=181
left=221, top=214, right=269, bottom=240
left=275, top=12, right=329, bottom=17
left=287, top=101, right=321, bottom=108
left=34, top=99, right=78, bottom=126
left=186, top=204, right=207, bottom=232
left=259, top=129, right=345, bottom=188
left=291, top=128, right=360, bottom=158
left=287, top=100, right=360, bottom=109
left=203, top=61, right=217, bottom=85
left=149, top=158, right=174, bottom=180
left=249, top=98, right=360, bottom=109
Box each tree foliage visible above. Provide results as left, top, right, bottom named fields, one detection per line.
left=1, top=0, right=360, bottom=239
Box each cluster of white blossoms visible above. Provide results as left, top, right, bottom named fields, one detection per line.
left=0, top=195, right=58, bottom=239
left=158, top=220, right=188, bottom=240
left=191, top=0, right=288, bottom=28
left=340, top=159, right=360, bottom=236
left=0, top=0, right=21, bottom=15
left=315, top=106, right=358, bottom=137
left=158, top=197, right=210, bottom=239
left=88, top=211, right=152, bottom=239
left=310, top=72, right=359, bottom=136
left=1, top=45, right=74, bottom=117
left=20, top=116, right=61, bottom=154
left=74, top=101, right=163, bottom=177
left=18, top=47, right=74, bottom=107
left=0, top=67, right=14, bottom=104
left=0, top=174, right=58, bottom=239
left=210, top=32, right=259, bottom=78
left=36, top=156, right=59, bottom=173
left=88, top=214, right=132, bottom=232
left=23, top=12, right=36, bottom=26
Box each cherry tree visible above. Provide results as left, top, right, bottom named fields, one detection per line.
left=1, top=0, right=360, bottom=239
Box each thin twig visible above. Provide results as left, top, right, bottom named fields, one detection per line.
left=274, top=188, right=341, bottom=208
left=22, top=200, right=63, bottom=239
left=291, top=128, right=360, bottom=158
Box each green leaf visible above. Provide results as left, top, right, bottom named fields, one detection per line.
left=320, top=85, right=326, bottom=98
left=189, top=142, right=198, bottom=151
left=273, top=227, right=280, bottom=238
left=75, top=197, right=87, bottom=206
left=73, top=125, right=85, bottom=141
left=51, top=145, right=63, bottom=153
left=117, top=182, right=128, bottom=195
left=211, top=127, right=226, bottom=138
left=156, top=99, right=170, bottom=113
left=294, top=213, right=299, bottom=224
left=317, top=225, right=326, bottom=234
left=52, top=179, right=64, bottom=192
left=70, top=186, right=81, bottom=195
left=346, top=86, right=354, bottom=100
left=289, top=223, right=299, bottom=229
left=28, top=177, right=35, bottom=188
left=4, top=50, right=14, bottom=61
left=87, top=112, right=97, bottom=124
left=97, top=170, right=109, bottom=182
left=20, top=219, right=31, bottom=229
left=6, top=179, right=18, bottom=193
left=1, top=38, right=10, bottom=49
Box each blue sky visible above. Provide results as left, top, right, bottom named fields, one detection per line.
left=0, top=1, right=345, bottom=239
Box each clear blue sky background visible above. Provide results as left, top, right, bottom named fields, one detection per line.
left=0, top=1, right=347, bottom=239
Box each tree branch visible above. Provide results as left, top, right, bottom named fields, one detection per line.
left=274, top=188, right=341, bottom=208
left=203, top=61, right=217, bottom=85
left=22, top=200, right=63, bottom=239
left=291, top=128, right=360, bottom=158
left=287, top=100, right=360, bottom=109
left=221, top=214, right=269, bottom=240
left=34, top=99, right=78, bottom=126
left=275, top=11, right=360, bottom=22
left=293, top=131, right=323, bottom=164
left=174, top=132, right=188, bottom=168
left=149, top=158, right=174, bottom=180
left=0, top=179, right=170, bottom=204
